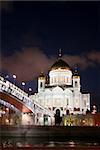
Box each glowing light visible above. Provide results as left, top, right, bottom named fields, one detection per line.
left=82, top=120, right=85, bottom=123
left=6, top=108, right=9, bottom=111
left=29, top=88, right=32, bottom=92
left=93, top=105, right=96, bottom=109
left=13, top=74, right=16, bottom=79
left=68, top=141, right=75, bottom=147
left=5, top=119, right=9, bottom=123
left=0, top=110, right=5, bottom=117
left=22, top=82, right=25, bottom=86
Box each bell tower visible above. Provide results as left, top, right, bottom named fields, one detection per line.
left=73, top=67, right=80, bottom=91
left=38, top=72, right=45, bottom=92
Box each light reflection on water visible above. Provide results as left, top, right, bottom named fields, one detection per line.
left=1, top=137, right=100, bottom=148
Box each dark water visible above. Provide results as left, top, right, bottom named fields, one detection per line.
left=1, top=137, right=100, bottom=148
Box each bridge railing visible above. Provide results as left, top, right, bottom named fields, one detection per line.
left=0, top=77, right=35, bottom=113
left=0, top=76, right=54, bottom=116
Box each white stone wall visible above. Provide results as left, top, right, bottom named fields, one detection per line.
left=33, top=86, right=90, bottom=115
left=31, top=65, right=90, bottom=116
left=49, top=69, right=72, bottom=86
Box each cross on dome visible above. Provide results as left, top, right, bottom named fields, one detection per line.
left=58, top=49, right=62, bottom=58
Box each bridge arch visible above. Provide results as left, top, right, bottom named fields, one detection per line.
left=0, top=92, right=32, bottom=113
left=0, top=76, right=55, bottom=125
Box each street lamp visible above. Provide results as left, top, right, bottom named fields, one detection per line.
left=21, top=82, right=25, bottom=91
left=29, top=88, right=32, bottom=92
left=13, top=74, right=16, bottom=79
left=28, top=88, right=32, bottom=96
left=22, top=82, right=25, bottom=86
left=12, top=74, right=16, bottom=85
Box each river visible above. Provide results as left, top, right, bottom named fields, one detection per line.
left=0, top=137, right=100, bottom=149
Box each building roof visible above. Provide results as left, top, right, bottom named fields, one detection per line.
left=51, top=58, right=71, bottom=70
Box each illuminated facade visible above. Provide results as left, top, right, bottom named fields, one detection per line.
left=31, top=56, right=90, bottom=116
left=0, top=76, right=54, bottom=125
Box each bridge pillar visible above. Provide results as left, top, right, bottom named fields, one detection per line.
left=34, top=113, right=38, bottom=125
left=51, top=116, right=55, bottom=126
left=21, top=113, right=34, bottom=125
left=44, top=115, right=55, bottom=126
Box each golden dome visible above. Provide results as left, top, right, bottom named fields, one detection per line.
left=38, top=72, right=45, bottom=79
left=51, top=59, right=71, bottom=70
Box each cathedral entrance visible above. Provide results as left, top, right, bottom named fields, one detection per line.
left=56, top=109, right=60, bottom=117
left=55, top=109, right=62, bottom=125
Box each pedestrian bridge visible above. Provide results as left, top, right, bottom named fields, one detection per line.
left=0, top=76, right=54, bottom=125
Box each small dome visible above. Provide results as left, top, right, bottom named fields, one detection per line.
left=73, top=67, right=80, bottom=76
left=38, top=72, right=45, bottom=79
left=51, top=59, right=71, bottom=70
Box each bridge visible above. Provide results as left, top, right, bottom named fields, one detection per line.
left=0, top=76, right=54, bottom=125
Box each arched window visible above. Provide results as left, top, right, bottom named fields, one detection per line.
left=40, top=82, right=42, bottom=88
left=67, top=99, right=69, bottom=105
left=75, top=81, right=78, bottom=87
left=56, top=109, right=60, bottom=117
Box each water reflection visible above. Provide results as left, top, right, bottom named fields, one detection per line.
left=1, top=137, right=100, bottom=149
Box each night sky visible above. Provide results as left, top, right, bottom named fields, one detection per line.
left=1, top=1, right=100, bottom=110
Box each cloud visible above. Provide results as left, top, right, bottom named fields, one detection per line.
left=1, top=48, right=54, bottom=82
left=63, top=50, right=100, bottom=70
left=63, top=54, right=93, bottom=69
left=87, top=50, right=100, bottom=64
left=1, top=48, right=100, bottom=82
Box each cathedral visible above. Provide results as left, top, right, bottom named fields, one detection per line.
left=31, top=53, right=90, bottom=116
